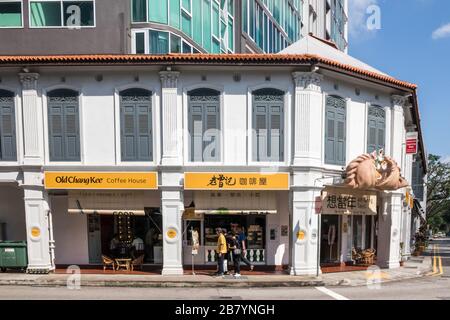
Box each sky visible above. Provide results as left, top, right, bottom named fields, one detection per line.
left=348, top=0, right=450, bottom=162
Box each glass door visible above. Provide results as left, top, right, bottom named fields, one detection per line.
left=87, top=214, right=102, bottom=263
left=320, top=215, right=340, bottom=264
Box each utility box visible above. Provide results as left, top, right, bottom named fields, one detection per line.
left=0, top=241, right=28, bottom=272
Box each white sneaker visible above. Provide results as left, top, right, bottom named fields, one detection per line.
left=234, top=273, right=241, bottom=277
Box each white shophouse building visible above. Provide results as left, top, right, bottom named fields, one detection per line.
left=0, top=36, right=427, bottom=275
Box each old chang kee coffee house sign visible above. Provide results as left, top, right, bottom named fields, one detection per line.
left=44, top=172, right=158, bottom=190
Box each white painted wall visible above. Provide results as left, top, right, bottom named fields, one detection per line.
left=51, top=195, right=89, bottom=265
left=266, top=191, right=290, bottom=266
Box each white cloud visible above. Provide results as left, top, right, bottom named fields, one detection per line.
left=442, top=155, right=450, bottom=163
left=432, top=23, right=450, bottom=40
left=348, top=0, right=379, bottom=39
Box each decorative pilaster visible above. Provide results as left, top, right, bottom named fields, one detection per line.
left=159, top=71, right=182, bottom=165
left=19, top=73, right=43, bottom=165
left=391, top=95, right=408, bottom=163
left=290, top=189, right=320, bottom=276
left=161, top=188, right=184, bottom=275
left=292, top=72, right=324, bottom=166
left=377, top=192, right=402, bottom=269
left=23, top=185, right=53, bottom=273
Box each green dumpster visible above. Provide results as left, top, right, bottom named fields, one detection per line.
left=0, top=241, right=28, bottom=272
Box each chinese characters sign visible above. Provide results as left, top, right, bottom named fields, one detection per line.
left=184, top=173, right=289, bottom=190
left=321, top=187, right=377, bottom=215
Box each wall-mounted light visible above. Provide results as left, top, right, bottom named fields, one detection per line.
left=95, top=74, right=103, bottom=82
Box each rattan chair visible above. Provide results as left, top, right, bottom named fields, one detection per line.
left=131, top=254, right=145, bottom=271
left=102, top=255, right=116, bottom=271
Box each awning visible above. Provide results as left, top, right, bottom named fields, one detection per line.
left=68, top=190, right=153, bottom=216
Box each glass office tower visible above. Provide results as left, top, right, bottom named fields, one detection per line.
left=131, top=0, right=303, bottom=54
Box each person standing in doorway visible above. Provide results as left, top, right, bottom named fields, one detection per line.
left=237, top=226, right=254, bottom=271
left=215, top=228, right=227, bottom=276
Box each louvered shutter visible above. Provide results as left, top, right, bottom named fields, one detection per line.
left=48, top=105, right=64, bottom=161
left=253, top=105, right=267, bottom=161
left=325, top=109, right=336, bottom=164
left=64, top=105, right=80, bottom=161
left=0, top=103, right=17, bottom=161
left=121, top=105, right=136, bottom=161
left=367, top=106, right=386, bottom=153
left=269, top=105, right=283, bottom=161
left=137, top=105, right=152, bottom=161
left=190, top=105, right=204, bottom=162
left=204, top=105, right=219, bottom=161
left=336, top=109, right=346, bottom=165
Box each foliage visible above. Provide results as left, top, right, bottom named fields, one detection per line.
left=426, top=154, right=450, bottom=225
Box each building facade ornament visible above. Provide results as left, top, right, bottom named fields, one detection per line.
left=19, top=73, right=40, bottom=90
left=292, top=71, right=323, bottom=92
left=159, top=71, right=180, bottom=89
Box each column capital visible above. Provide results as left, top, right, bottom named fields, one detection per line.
left=292, top=71, right=323, bottom=92
left=391, top=95, right=410, bottom=108
left=19, top=73, right=40, bottom=90
left=159, top=71, right=180, bottom=89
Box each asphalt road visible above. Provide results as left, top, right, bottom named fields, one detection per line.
left=0, top=238, right=449, bottom=300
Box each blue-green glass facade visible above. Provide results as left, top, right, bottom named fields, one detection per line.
left=330, top=0, right=347, bottom=51
left=132, top=0, right=235, bottom=54
left=131, top=0, right=303, bottom=54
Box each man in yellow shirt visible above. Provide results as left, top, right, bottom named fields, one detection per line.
left=215, top=228, right=227, bottom=276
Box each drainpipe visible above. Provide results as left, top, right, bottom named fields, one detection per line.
left=47, top=209, right=56, bottom=271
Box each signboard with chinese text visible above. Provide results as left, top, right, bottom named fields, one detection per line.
left=406, top=132, right=418, bottom=155
left=321, top=187, right=377, bottom=215
left=184, top=172, right=289, bottom=190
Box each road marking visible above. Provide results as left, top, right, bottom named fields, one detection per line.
left=315, top=287, right=349, bottom=300
left=427, top=244, right=444, bottom=277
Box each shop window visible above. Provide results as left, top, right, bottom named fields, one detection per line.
left=188, top=88, right=221, bottom=162
left=30, top=0, right=95, bottom=27
left=47, top=89, right=80, bottom=161
left=0, top=89, right=17, bottom=161
left=367, top=105, right=385, bottom=154
left=119, top=88, right=153, bottom=162
left=252, top=88, right=284, bottom=162
left=0, top=1, right=22, bottom=27
left=325, top=95, right=346, bottom=166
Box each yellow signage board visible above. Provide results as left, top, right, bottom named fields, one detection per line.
left=321, top=186, right=377, bottom=216
left=44, top=172, right=158, bottom=190
left=184, top=172, right=290, bottom=190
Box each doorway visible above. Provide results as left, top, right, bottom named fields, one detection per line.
left=320, top=215, right=340, bottom=264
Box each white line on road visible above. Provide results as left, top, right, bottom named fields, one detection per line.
left=315, top=287, right=350, bottom=300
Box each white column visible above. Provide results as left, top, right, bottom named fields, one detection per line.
left=340, top=215, right=352, bottom=263
left=391, top=95, right=407, bottom=162
left=290, top=189, right=320, bottom=276
left=161, top=172, right=184, bottom=275
left=19, top=73, right=44, bottom=166
left=377, top=192, right=402, bottom=269
left=292, top=72, right=324, bottom=167
left=22, top=171, right=52, bottom=273
left=160, top=71, right=182, bottom=166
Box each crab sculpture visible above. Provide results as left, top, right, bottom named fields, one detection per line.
left=344, top=150, right=409, bottom=191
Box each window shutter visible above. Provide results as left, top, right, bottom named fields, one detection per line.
left=254, top=106, right=267, bottom=161
left=190, top=105, right=204, bottom=162
left=377, top=117, right=385, bottom=152
left=269, top=105, right=283, bottom=161
left=367, top=118, right=377, bottom=154
left=48, top=105, right=64, bottom=160
left=121, top=105, right=136, bottom=161
left=336, top=110, right=346, bottom=165
left=137, top=105, right=152, bottom=161
left=64, top=105, right=79, bottom=160
left=204, top=105, right=219, bottom=161
left=325, top=110, right=336, bottom=164
left=325, top=96, right=346, bottom=166
left=0, top=104, right=17, bottom=161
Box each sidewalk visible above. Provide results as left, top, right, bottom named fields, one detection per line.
left=0, top=257, right=432, bottom=288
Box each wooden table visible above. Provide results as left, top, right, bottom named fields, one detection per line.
left=115, top=258, right=132, bottom=271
